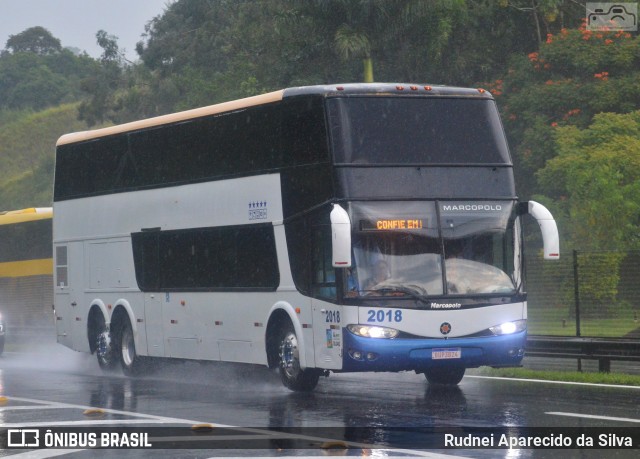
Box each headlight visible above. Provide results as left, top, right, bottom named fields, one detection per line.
left=347, top=324, right=399, bottom=339
left=489, top=319, right=526, bottom=336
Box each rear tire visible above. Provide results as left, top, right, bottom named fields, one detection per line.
left=118, top=319, right=149, bottom=376
left=424, top=366, right=465, bottom=385
left=278, top=322, right=320, bottom=392
left=96, top=328, right=118, bottom=371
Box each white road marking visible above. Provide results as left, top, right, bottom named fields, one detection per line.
left=1, top=419, right=185, bottom=428
left=0, top=395, right=470, bottom=458
left=0, top=395, right=217, bottom=426
left=0, top=405, right=73, bottom=412
left=466, top=375, right=640, bottom=389
left=4, top=450, right=83, bottom=458
left=198, top=456, right=472, bottom=459
left=546, top=412, right=640, bottom=424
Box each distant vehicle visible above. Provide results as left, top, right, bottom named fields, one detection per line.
left=53, top=84, right=559, bottom=391
left=0, top=207, right=54, bottom=341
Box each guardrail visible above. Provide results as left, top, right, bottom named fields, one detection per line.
left=526, top=335, right=640, bottom=372
left=6, top=326, right=640, bottom=373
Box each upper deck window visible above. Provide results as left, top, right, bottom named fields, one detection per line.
left=327, top=97, right=511, bottom=165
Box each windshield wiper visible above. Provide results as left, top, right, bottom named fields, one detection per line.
left=367, top=284, right=430, bottom=304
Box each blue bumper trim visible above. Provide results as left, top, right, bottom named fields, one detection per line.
left=341, top=329, right=526, bottom=372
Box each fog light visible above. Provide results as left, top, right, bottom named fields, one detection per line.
left=366, top=352, right=378, bottom=361
left=349, top=350, right=364, bottom=361
left=507, top=347, right=526, bottom=357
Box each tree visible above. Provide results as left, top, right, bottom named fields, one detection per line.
left=495, top=23, right=640, bottom=199
left=537, top=111, right=640, bottom=252
left=0, top=50, right=95, bottom=110
left=536, top=112, right=640, bottom=314
left=5, top=26, right=62, bottom=55
left=78, top=31, right=128, bottom=126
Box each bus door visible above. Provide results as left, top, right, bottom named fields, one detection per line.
left=312, top=300, right=343, bottom=370
left=309, top=222, right=342, bottom=370
left=54, top=243, right=84, bottom=350
left=54, top=244, right=72, bottom=347
left=144, top=293, right=165, bottom=357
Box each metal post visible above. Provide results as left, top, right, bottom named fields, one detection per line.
left=573, top=249, right=581, bottom=337
left=573, top=249, right=582, bottom=371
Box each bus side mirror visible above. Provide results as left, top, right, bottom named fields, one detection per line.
left=330, top=204, right=352, bottom=268
left=522, top=200, right=560, bottom=260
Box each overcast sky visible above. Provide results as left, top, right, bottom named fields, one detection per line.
left=0, top=0, right=171, bottom=61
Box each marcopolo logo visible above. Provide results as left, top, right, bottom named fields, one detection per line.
left=587, top=3, right=638, bottom=31
left=441, top=204, right=503, bottom=212
left=431, top=302, right=462, bottom=310
left=440, top=322, right=452, bottom=335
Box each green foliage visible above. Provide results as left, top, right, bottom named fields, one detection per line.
left=0, top=105, right=93, bottom=209
left=476, top=366, right=640, bottom=386
left=5, top=26, right=61, bottom=55
left=0, top=49, right=98, bottom=111
left=532, top=112, right=640, bottom=313
left=126, top=0, right=545, bottom=116
left=499, top=26, right=640, bottom=200
left=1, top=2, right=639, bottom=265
left=538, top=111, right=640, bottom=251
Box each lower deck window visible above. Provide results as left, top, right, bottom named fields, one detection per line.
left=132, top=224, right=279, bottom=291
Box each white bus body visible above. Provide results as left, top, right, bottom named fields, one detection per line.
left=53, top=84, right=558, bottom=390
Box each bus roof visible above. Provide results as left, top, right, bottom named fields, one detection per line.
left=56, top=84, right=494, bottom=147
left=0, top=207, right=53, bottom=226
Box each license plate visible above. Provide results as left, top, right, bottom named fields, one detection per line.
left=432, top=348, right=461, bottom=360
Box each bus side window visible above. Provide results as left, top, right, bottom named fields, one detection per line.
left=311, top=225, right=336, bottom=300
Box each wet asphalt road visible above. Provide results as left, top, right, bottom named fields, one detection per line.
left=0, top=342, right=639, bottom=459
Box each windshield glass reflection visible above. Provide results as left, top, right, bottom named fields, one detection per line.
left=345, top=201, right=518, bottom=299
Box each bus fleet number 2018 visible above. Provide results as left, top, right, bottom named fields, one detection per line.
left=367, top=309, right=403, bottom=323
left=326, top=310, right=341, bottom=323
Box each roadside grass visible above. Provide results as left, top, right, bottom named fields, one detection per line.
left=474, top=366, right=640, bottom=387
left=527, top=307, right=639, bottom=337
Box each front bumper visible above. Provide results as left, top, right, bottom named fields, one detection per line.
left=342, top=328, right=526, bottom=372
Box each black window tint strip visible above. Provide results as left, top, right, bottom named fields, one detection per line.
left=132, top=224, right=279, bottom=292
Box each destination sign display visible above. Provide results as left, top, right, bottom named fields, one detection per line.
left=360, top=219, right=425, bottom=231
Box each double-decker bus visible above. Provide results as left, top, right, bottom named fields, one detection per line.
left=0, top=207, right=54, bottom=354
left=53, top=84, right=558, bottom=390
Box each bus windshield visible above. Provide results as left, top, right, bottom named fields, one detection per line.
left=346, top=201, right=518, bottom=298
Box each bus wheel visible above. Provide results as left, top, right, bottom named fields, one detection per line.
left=278, top=323, right=320, bottom=392
left=96, top=329, right=117, bottom=371
left=118, top=319, right=148, bottom=377
left=424, top=366, right=465, bottom=385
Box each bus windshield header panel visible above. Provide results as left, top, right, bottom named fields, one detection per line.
left=328, top=97, right=511, bottom=165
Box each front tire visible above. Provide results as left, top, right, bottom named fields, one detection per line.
left=424, top=366, right=465, bottom=385
left=278, top=322, right=320, bottom=392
